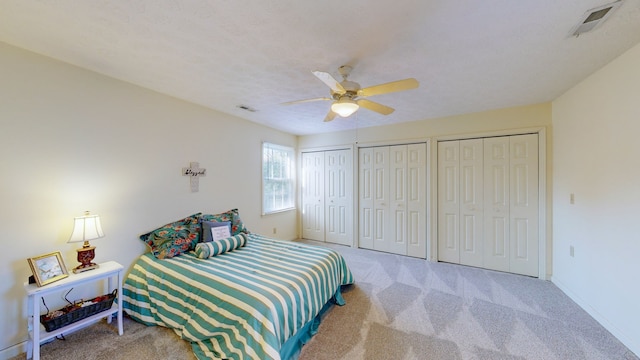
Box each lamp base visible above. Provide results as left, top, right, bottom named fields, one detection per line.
left=74, top=245, right=98, bottom=273
left=73, top=262, right=99, bottom=273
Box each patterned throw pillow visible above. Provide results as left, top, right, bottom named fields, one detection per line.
left=148, top=223, right=201, bottom=259
left=200, top=208, right=249, bottom=236
left=194, top=233, right=247, bottom=258
left=139, top=213, right=202, bottom=259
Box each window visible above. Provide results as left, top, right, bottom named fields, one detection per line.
left=262, top=142, right=295, bottom=214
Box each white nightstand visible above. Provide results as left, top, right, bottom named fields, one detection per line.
left=24, top=261, right=124, bottom=360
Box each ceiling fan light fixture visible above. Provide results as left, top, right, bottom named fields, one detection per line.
left=331, top=97, right=359, bottom=117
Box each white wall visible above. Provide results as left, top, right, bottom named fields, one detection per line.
left=552, top=42, right=640, bottom=356
left=0, top=42, right=297, bottom=356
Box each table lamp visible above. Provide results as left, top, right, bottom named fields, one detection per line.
left=68, top=211, right=104, bottom=273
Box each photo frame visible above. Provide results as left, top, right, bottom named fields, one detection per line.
left=27, top=251, right=69, bottom=287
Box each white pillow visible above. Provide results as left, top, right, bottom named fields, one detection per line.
left=211, top=225, right=231, bottom=241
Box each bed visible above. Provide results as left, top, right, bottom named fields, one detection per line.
left=121, top=229, right=354, bottom=360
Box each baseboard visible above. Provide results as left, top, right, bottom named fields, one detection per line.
left=551, top=276, right=639, bottom=357
left=0, top=341, right=26, bottom=360
left=0, top=316, right=109, bottom=360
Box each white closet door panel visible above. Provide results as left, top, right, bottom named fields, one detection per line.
left=326, top=203, right=349, bottom=245
left=438, top=141, right=460, bottom=263
left=437, top=134, right=540, bottom=277
left=388, top=145, right=407, bottom=254
left=302, top=152, right=324, bottom=241
left=483, top=137, right=510, bottom=272
left=407, top=143, right=427, bottom=258
left=374, top=208, right=387, bottom=251
left=509, top=134, right=539, bottom=276
left=459, top=139, right=484, bottom=267
left=359, top=148, right=374, bottom=249
left=360, top=143, right=426, bottom=257
left=325, top=150, right=352, bottom=246
left=372, top=147, right=390, bottom=252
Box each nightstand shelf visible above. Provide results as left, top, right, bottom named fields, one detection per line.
left=24, top=261, right=124, bottom=360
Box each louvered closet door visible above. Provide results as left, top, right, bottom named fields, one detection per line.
left=325, top=150, right=352, bottom=246
left=301, top=152, right=324, bottom=241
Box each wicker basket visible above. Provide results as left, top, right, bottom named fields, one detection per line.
left=40, top=289, right=117, bottom=332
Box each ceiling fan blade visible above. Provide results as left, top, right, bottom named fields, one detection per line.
left=281, top=97, right=332, bottom=106
left=324, top=110, right=337, bottom=122
left=357, top=99, right=395, bottom=115
left=312, top=71, right=346, bottom=94
left=358, top=78, right=419, bottom=97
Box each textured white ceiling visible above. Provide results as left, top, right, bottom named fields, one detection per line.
left=1, top=1, right=640, bottom=135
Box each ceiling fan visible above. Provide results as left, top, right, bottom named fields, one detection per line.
left=282, top=65, right=419, bottom=122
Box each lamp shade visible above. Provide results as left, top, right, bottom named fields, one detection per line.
left=331, top=98, right=359, bottom=117
left=68, top=212, right=104, bottom=243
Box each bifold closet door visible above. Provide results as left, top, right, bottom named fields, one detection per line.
left=301, top=152, right=324, bottom=241
left=437, top=141, right=460, bottom=263
left=359, top=144, right=426, bottom=257
left=359, top=148, right=373, bottom=248
left=387, top=145, right=407, bottom=255
left=438, top=134, right=539, bottom=277
left=406, top=143, right=427, bottom=258
left=302, top=150, right=353, bottom=245
left=325, top=150, right=353, bottom=246
left=483, top=134, right=539, bottom=276
left=437, top=139, right=484, bottom=266
left=508, top=134, right=538, bottom=276
left=359, top=147, right=389, bottom=251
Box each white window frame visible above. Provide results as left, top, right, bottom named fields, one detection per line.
left=262, top=142, right=296, bottom=215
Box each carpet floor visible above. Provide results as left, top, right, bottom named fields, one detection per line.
left=12, top=240, right=638, bottom=360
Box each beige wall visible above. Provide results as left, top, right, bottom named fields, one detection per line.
left=0, top=42, right=297, bottom=356
left=552, top=42, right=640, bottom=356
left=300, top=102, right=553, bottom=274
left=299, top=103, right=551, bottom=149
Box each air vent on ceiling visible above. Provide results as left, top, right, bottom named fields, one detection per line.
left=570, top=0, right=623, bottom=37
left=236, top=104, right=257, bottom=112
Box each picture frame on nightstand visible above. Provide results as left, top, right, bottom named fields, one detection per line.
left=27, top=251, right=69, bottom=287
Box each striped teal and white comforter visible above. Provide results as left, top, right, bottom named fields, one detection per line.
left=122, top=233, right=354, bottom=360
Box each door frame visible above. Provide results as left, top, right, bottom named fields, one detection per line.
left=430, top=127, right=548, bottom=279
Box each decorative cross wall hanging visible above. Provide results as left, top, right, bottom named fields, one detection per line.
left=182, top=161, right=206, bottom=192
